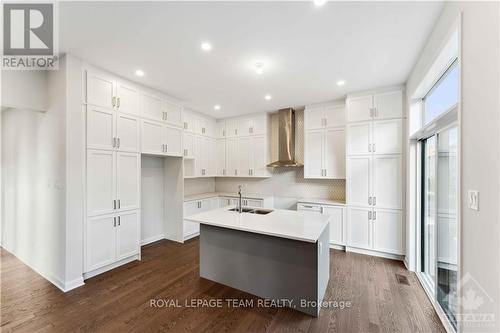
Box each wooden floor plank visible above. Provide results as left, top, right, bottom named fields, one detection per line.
left=1, top=240, right=445, bottom=333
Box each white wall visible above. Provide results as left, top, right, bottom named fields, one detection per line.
left=406, top=2, right=500, bottom=331
left=1, top=70, right=48, bottom=111
left=141, top=157, right=165, bottom=244
left=1, top=67, right=67, bottom=290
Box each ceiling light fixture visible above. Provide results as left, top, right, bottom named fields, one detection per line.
left=337, top=80, right=345, bottom=86
left=264, top=95, right=272, bottom=100
left=214, top=105, right=221, bottom=110
left=135, top=70, right=145, bottom=77
left=201, top=42, right=212, bottom=51
left=254, top=62, right=264, bottom=75
left=313, top=0, right=327, bottom=6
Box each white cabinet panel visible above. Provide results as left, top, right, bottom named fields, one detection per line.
left=372, top=119, right=402, bottom=154
left=304, top=129, right=324, bottom=178
left=251, top=114, right=267, bottom=135
left=87, top=105, right=114, bottom=150
left=86, top=214, right=116, bottom=271
left=116, top=113, right=140, bottom=153
left=238, top=137, right=251, bottom=176
left=216, top=121, right=226, bottom=138
left=304, top=107, right=324, bottom=130
left=325, top=104, right=345, bottom=128
left=372, top=155, right=402, bottom=209
left=373, top=209, right=403, bottom=254
left=195, top=116, right=207, bottom=136
left=116, top=211, right=140, bottom=260
left=323, top=206, right=345, bottom=245
left=347, top=156, right=371, bottom=207
left=216, top=139, right=226, bottom=176
left=324, top=128, right=345, bottom=179
left=86, top=70, right=115, bottom=109
left=347, top=95, right=373, bottom=122
left=348, top=207, right=371, bottom=249
left=238, top=118, right=252, bottom=136
left=226, top=138, right=238, bottom=175
left=373, top=90, right=403, bottom=120
left=183, top=111, right=195, bottom=133
left=250, top=135, right=269, bottom=177
left=183, top=133, right=195, bottom=158
left=141, top=120, right=163, bottom=155
left=116, top=152, right=140, bottom=211
left=116, top=81, right=140, bottom=116
left=164, top=125, right=183, bottom=156
left=164, top=101, right=183, bottom=127
left=347, top=122, right=371, bottom=155
left=87, top=150, right=115, bottom=216
left=141, top=93, right=163, bottom=122
left=226, top=119, right=239, bottom=138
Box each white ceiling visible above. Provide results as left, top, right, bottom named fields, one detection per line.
left=60, top=1, right=443, bottom=118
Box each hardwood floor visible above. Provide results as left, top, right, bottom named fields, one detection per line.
left=1, top=238, right=445, bottom=332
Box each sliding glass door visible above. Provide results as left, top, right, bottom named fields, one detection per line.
left=420, top=126, right=458, bottom=330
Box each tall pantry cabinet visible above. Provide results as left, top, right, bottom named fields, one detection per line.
left=346, top=88, right=405, bottom=256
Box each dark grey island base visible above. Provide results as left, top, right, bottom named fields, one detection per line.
left=199, top=224, right=330, bottom=317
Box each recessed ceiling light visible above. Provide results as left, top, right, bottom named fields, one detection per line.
left=254, top=62, right=264, bottom=75
left=214, top=105, right=221, bottom=110
left=135, top=70, right=145, bottom=77
left=313, top=0, right=327, bottom=6
left=337, top=80, right=345, bottom=86
left=201, top=42, right=212, bottom=51
left=264, top=95, right=272, bottom=100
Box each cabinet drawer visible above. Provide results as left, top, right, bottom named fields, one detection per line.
left=297, top=203, right=322, bottom=212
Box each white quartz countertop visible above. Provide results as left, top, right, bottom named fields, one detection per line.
left=184, top=206, right=329, bottom=243
left=184, top=192, right=273, bottom=202
left=298, top=198, right=346, bottom=206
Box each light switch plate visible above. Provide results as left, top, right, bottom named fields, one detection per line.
left=468, top=190, right=479, bottom=211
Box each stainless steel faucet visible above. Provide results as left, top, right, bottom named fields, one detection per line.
left=238, top=185, right=243, bottom=213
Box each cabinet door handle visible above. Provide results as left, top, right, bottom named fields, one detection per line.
left=118, top=216, right=121, bottom=226
left=368, top=211, right=372, bottom=220
left=235, top=129, right=238, bottom=135
left=113, top=199, right=116, bottom=210
left=165, top=112, right=168, bottom=121
left=165, top=144, right=168, bottom=152
left=118, top=199, right=121, bottom=209
left=368, top=196, right=372, bottom=205
left=372, top=143, right=376, bottom=152
left=184, top=122, right=188, bottom=129
left=373, top=211, right=377, bottom=220
left=368, top=144, right=372, bottom=152
left=112, top=96, right=116, bottom=107
left=112, top=137, right=116, bottom=148
left=117, top=97, right=121, bottom=108
left=223, top=129, right=226, bottom=137
left=373, top=196, right=376, bottom=206
left=324, top=169, right=327, bottom=177
left=117, top=138, right=120, bottom=149
left=114, top=217, right=117, bottom=227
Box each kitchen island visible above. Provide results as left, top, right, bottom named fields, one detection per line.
left=184, top=206, right=330, bottom=317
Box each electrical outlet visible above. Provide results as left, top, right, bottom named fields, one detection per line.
left=468, top=190, right=479, bottom=211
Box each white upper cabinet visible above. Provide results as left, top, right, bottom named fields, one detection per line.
left=226, top=138, right=239, bottom=176
left=116, top=113, right=140, bottom=153
left=372, top=119, right=402, bottom=154
left=324, top=128, right=346, bottom=179
left=86, top=70, right=115, bottom=109
left=347, top=95, right=373, bottom=123
left=305, top=104, right=345, bottom=130
left=164, top=125, right=183, bottom=157
left=216, top=139, right=226, bottom=176
left=141, top=119, right=163, bottom=155
left=347, top=156, right=371, bottom=207
left=183, top=111, right=195, bottom=133
left=87, top=150, right=116, bottom=216
left=250, top=135, right=269, bottom=177
left=183, top=133, right=195, bottom=158
left=116, top=152, right=140, bottom=211
left=237, top=117, right=253, bottom=136
left=304, top=129, right=324, bottom=178
left=304, top=107, right=324, bottom=130
left=115, top=81, right=140, bottom=116
left=238, top=137, right=251, bottom=176
left=324, top=104, right=346, bottom=128
left=163, top=101, right=183, bottom=127
left=141, top=93, right=163, bottom=122
left=347, top=122, right=371, bottom=155
left=216, top=120, right=226, bottom=139
left=373, top=90, right=403, bottom=120
left=372, top=155, right=402, bottom=209
left=250, top=114, right=267, bottom=135
left=347, top=88, right=403, bottom=122
left=225, top=119, right=239, bottom=138
left=195, top=115, right=206, bottom=136
left=87, top=105, right=115, bottom=151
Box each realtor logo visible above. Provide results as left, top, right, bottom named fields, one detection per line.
left=2, top=2, right=58, bottom=69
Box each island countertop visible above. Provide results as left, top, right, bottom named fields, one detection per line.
left=184, top=206, right=329, bottom=243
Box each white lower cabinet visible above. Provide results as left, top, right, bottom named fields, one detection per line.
left=297, top=203, right=346, bottom=246
left=85, top=210, right=140, bottom=273
left=347, top=206, right=403, bottom=255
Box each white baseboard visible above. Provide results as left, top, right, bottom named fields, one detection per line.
left=345, top=246, right=404, bottom=261
left=141, top=234, right=165, bottom=246
left=329, top=244, right=345, bottom=251
left=183, top=232, right=199, bottom=242
left=83, top=255, right=139, bottom=280
left=64, top=277, right=85, bottom=292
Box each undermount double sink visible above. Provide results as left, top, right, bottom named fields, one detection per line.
left=228, top=207, right=273, bottom=215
